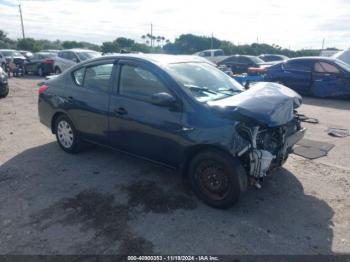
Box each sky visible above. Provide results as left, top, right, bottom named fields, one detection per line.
left=0, top=0, right=349, bottom=50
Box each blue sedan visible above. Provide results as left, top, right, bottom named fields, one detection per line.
left=265, top=57, right=350, bottom=97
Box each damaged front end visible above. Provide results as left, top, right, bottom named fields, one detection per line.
left=236, top=116, right=305, bottom=185
left=207, top=82, right=306, bottom=186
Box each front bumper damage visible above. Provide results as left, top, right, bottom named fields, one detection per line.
left=236, top=119, right=305, bottom=183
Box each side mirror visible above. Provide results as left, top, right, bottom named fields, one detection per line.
left=150, top=92, right=177, bottom=107
left=72, top=58, right=79, bottom=63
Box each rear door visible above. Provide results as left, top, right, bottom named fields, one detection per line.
left=108, top=60, right=184, bottom=166
left=65, top=60, right=114, bottom=144
left=312, top=61, right=350, bottom=97
left=281, top=60, right=313, bottom=93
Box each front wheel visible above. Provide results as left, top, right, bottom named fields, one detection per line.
left=188, top=150, right=247, bottom=209
left=55, top=115, right=82, bottom=153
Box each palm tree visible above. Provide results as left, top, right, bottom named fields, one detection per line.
left=141, top=35, right=146, bottom=44
left=156, top=36, right=161, bottom=46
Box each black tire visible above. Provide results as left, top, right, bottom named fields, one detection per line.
left=188, top=149, right=247, bottom=209
left=54, top=67, right=61, bottom=74
left=0, top=86, right=9, bottom=98
left=55, top=115, right=82, bottom=153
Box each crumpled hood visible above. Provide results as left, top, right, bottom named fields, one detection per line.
left=207, top=82, right=302, bottom=127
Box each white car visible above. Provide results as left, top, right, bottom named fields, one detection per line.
left=332, top=49, right=350, bottom=65
left=0, top=49, right=26, bottom=68
left=53, top=49, right=101, bottom=74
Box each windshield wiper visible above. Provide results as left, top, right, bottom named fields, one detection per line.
left=184, top=84, right=218, bottom=95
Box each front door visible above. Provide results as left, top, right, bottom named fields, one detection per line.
left=312, top=61, right=350, bottom=97
left=108, top=61, right=183, bottom=167
left=282, top=60, right=313, bottom=93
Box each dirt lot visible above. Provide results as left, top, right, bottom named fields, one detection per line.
left=0, top=76, right=349, bottom=255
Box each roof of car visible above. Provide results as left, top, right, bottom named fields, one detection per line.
left=288, top=56, right=337, bottom=61
left=60, top=49, right=99, bottom=53
left=93, top=54, right=213, bottom=66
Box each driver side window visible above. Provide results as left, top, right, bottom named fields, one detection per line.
left=119, top=64, right=168, bottom=103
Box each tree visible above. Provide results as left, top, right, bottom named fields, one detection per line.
left=62, top=41, right=83, bottom=49
left=101, top=41, right=120, bottom=54
left=0, top=30, right=16, bottom=49
left=17, top=38, right=43, bottom=52
left=115, top=37, right=134, bottom=49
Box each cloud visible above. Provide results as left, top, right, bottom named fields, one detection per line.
left=0, top=0, right=349, bottom=49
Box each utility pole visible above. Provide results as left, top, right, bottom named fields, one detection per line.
left=210, top=33, right=213, bottom=49
left=321, top=38, right=325, bottom=50
left=150, top=23, right=153, bottom=48
left=18, top=1, right=25, bottom=39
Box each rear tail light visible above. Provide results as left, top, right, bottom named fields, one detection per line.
left=42, top=59, right=54, bottom=64
left=38, top=85, right=48, bottom=95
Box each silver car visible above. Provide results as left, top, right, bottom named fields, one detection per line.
left=53, top=49, right=101, bottom=74
left=0, top=49, right=26, bottom=68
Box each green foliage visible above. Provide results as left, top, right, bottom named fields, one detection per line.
left=130, top=43, right=151, bottom=53
left=115, top=37, right=135, bottom=49
left=62, top=41, right=84, bottom=49
left=0, top=28, right=321, bottom=57
left=101, top=41, right=120, bottom=53
left=0, top=30, right=16, bottom=49
left=17, top=38, right=43, bottom=52
left=163, top=34, right=221, bottom=54
left=164, top=34, right=320, bottom=57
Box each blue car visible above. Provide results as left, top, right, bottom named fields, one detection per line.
left=38, top=54, right=305, bottom=208
left=265, top=57, right=350, bottom=97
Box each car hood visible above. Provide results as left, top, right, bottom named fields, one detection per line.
left=207, top=82, right=302, bottom=127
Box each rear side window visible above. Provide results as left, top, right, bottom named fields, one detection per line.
left=285, top=60, right=313, bottom=72
left=84, top=64, right=113, bottom=92
left=314, top=62, right=340, bottom=74
left=119, top=64, right=168, bottom=102
left=72, top=63, right=113, bottom=91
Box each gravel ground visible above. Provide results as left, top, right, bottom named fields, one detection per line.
left=0, top=76, right=349, bottom=255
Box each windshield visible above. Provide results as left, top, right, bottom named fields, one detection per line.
left=166, top=62, right=244, bottom=102
left=250, top=56, right=265, bottom=64
left=334, top=59, right=350, bottom=72
left=2, top=51, right=22, bottom=57
left=76, top=51, right=100, bottom=61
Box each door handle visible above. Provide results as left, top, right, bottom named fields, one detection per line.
left=114, top=107, right=127, bottom=116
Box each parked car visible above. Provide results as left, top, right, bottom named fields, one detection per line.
left=217, top=55, right=273, bottom=74
left=0, top=66, right=9, bottom=98
left=24, top=52, right=57, bottom=76
left=0, top=49, right=26, bottom=68
left=41, top=49, right=60, bottom=54
left=53, top=49, right=101, bottom=74
left=38, top=54, right=305, bottom=208
left=332, top=49, right=350, bottom=65
left=258, top=54, right=289, bottom=62
left=265, top=57, right=350, bottom=97
left=19, top=50, right=34, bottom=59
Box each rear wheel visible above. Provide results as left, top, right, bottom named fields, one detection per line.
left=55, top=115, right=82, bottom=153
left=188, top=150, right=246, bottom=209
left=0, top=86, right=9, bottom=98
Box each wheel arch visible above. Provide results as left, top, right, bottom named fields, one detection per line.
left=51, top=111, right=70, bottom=134
left=180, top=144, right=248, bottom=192
left=180, top=144, right=233, bottom=177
